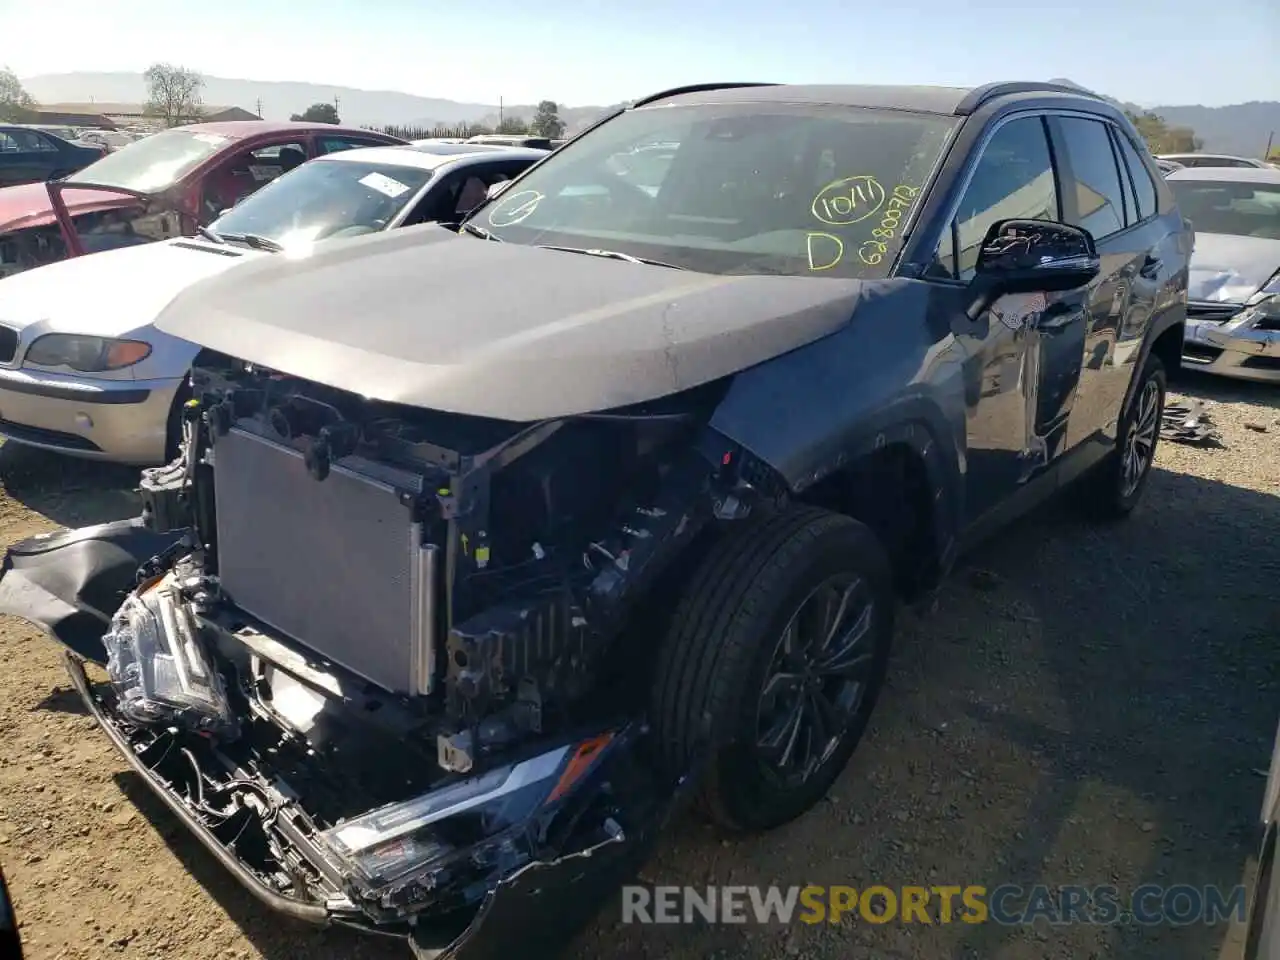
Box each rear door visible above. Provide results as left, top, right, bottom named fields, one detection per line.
left=1048, top=115, right=1162, bottom=451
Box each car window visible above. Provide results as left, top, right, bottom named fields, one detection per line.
left=73, top=128, right=231, bottom=192
left=605, top=143, right=676, bottom=196
left=936, top=115, right=1060, bottom=282
left=1167, top=180, right=1280, bottom=239
left=408, top=164, right=517, bottom=224
left=1, top=130, right=53, bottom=153
left=0, top=133, right=18, bottom=153
left=473, top=103, right=958, bottom=279
left=210, top=158, right=434, bottom=246
left=23, top=132, right=58, bottom=152
left=1113, top=130, right=1158, bottom=222
left=1056, top=116, right=1127, bottom=240
left=201, top=141, right=307, bottom=219
left=317, top=137, right=385, bottom=156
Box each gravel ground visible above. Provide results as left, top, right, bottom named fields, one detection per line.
left=0, top=371, right=1275, bottom=960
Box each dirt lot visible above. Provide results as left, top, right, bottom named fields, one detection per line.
left=0, top=371, right=1275, bottom=960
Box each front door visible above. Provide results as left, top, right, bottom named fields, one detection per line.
left=927, top=113, right=1084, bottom=523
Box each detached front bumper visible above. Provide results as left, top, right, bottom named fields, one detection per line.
left=63, top=652, right=669, bottom=960
left=0, top=367, right=183, bottom=463
left=1183, top=311, right=1280, bottom=383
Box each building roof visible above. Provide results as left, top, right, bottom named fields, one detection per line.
left=37, top=101, right=249, bottom=117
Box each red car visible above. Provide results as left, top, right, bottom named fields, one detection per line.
left=0, top=121, right=406, bottom=279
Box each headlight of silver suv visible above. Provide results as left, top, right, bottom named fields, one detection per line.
left=23, top=334, right=152, bottom=373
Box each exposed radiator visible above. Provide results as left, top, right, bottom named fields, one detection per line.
left=212, top=426, right=436, bottom=696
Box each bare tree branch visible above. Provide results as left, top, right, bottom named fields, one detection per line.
left=144, top=63, right=205, bottom=127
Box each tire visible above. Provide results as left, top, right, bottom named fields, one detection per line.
left=1080, top=353, right=1166, bottom=519
left=651, top=506, right=895, bottom=832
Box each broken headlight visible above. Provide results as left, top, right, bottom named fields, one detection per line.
left=103, top=574, right=239, bottom=738
left=1236, top=291, right=1280, bottom=330
left=319, top=735, right=615, bottom=905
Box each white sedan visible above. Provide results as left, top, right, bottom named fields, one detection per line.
left=0, top=144, right=544, bottom=464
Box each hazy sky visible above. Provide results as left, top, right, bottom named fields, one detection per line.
left=2, top=0, right=1276, bottom=107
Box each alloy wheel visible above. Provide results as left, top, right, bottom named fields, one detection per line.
left=755, top=573, right=876, bottom=785
left=1121, top=377, right=1160, bottom=498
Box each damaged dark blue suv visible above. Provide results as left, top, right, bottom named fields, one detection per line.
left=0, top=80, right=1190, bottom=959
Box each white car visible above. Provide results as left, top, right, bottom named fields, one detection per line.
left=1157, top=152, right=1278, bottom=170
left=0, top=144, right=544, bottom=464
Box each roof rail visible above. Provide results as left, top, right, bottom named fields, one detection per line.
left=955, top=81, right=1107, bottom=116
left=631, top=82, right=780, bottom=109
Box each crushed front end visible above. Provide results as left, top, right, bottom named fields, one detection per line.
left=16, top=351, right=767, bottom=957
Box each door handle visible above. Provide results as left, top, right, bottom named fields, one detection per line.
left=1139, top=255, right=1162, bottom=280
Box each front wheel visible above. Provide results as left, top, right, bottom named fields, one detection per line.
left=651, top=507, right=895, bottom=832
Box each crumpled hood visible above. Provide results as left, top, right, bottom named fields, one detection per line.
left=155, top=225, right=876, bottom=420
left=1186, top=232, right=1280, bottom=303
left=0, top=238, right=263, bottom=337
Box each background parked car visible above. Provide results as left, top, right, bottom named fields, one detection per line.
left=74, top=129, right=138, bottom=153
left=0, top=120, right=405, bottom=280
left=1167, top=166, right=1280, bottom=382
left=466, top=133, right=554, bottom=150
left=1158, top=152, right=1278, bottom=170
left=1154, top=157, right=1185, bottom=176
left=0, top=124, right=105, bottom=188
left=0, top=143, right=546, bottom=464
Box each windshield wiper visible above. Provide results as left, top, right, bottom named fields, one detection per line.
left=459, top=221, right=501, bottom=242
left=218, top=231, right=284, bottom=253
left=536, top=245, right=686, bottom=270
left=195, top=225, right=225, bottom=244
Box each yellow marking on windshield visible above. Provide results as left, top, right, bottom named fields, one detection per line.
left=812, top=176, right=885, bottom=226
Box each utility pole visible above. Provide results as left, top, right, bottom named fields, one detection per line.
left=255, top=97, right=263, bottom=118
left=1266, top=131, right=1275, bottom=162
left=499, top=96, right=504, bottom=131
left=334, top=94, right=341, bottom=117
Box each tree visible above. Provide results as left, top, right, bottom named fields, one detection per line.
left=0, top=66, right=36, bottom=123
left=291, top=102, right=340, bottom=124
left=530, top=100, right=566, bottom=138
left=144, top=63, right=205, bottom=127
left=495, top=115, right=530, bottom=136
left=1125, top=110, right=1202, bottom=155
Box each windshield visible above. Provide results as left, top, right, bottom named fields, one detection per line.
left=1171, top=180, right=1280, bottom=239
left=209, top=158, right=432, bottom=247
left=72, top=128, right=232, bottom=192
left=470, top=103, right=957, bottom=278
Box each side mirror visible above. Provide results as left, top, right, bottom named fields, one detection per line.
left=485, top=180, right=512, bottom=201
left=966, top=219, right=1099, bottom=321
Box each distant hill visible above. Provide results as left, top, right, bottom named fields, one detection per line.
left=22, top=72, right=1280, bottom=155
left=1045, top=78, right=1277, bottom=157
left=20, top=72, right=614, bottom=134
